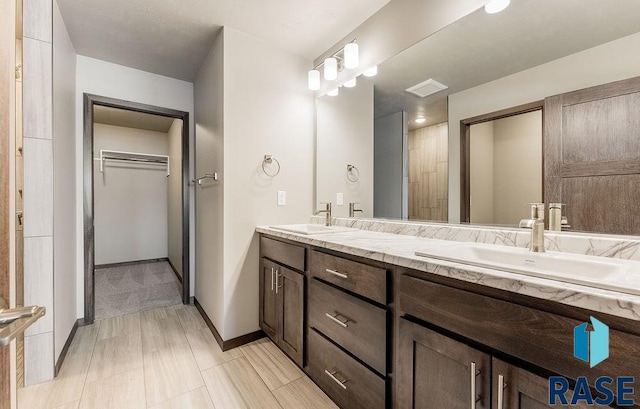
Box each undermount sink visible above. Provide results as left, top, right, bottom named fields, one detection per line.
left=416, top=243, right=640, bottom=296
left=268, top=224, right=357, bottom=235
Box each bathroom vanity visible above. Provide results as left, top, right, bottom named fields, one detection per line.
left=258, top=225, right=640, bottom=409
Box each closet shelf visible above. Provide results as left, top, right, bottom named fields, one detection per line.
left=94, top=149, right=170, bottom=176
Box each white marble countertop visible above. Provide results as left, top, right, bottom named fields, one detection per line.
left=256, top=226, right=640, bottom=322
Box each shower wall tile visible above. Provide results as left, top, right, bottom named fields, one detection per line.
left=23, top=137, right=53, bottom=237
left=23, top=38, right=52, bottom=140
left=24, top=332, right=54, bottom=385
left=23, top=0, right=52, bottom=42
left=24, top=236, right=54, bottom=336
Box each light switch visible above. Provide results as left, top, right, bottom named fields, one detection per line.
left=336, top=193, right=344, bottom=205
left=277, top=191, right=287, bottom=206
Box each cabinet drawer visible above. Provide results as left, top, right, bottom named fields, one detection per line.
left=309, top=279, right=387, bottom=374
left=261, top=236, right=306, bottom=271
left=307, top=329, right=386, bottom=409
left=400, top=273, right=640, bottom=387
left=310, top=250, right=387, bottom=304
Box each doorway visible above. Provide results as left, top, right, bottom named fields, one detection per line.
left=460, top=101, right=544, bottom=224
left=83, top=94, right=190, bottom=324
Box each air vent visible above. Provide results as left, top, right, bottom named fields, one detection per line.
left=405, top=79, right=448, bottom=98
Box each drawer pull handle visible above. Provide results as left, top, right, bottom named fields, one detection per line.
left=325, top=313, right=348, bottom=328
left=325, top=268, right=348, bottom=279
left=324, top=369, right=348, bottom=390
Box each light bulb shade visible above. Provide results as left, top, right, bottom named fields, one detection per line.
left=485, top=0, right=510, bottom=14
left=363, top=65, right=378, bottom=77
left=343, top=78, right=357, bottom=88
left=344, top=43, right=359, bottom=69
left=327, top=88, right=339, bottom=97
left=308, top=69, right=320, bottom=90
left=324, top=57, right=338, bottom=80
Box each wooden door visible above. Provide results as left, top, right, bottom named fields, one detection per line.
left=491, top=358, right=614, bottom=409
left=544, top=76, right=640, bottom=235
left=397, top=318, right=491, bottom=409
left=259, top=258, right=278, bottom=340
left=1, top=0, right=14, bottom=405
left=276, top=265, right=304, bottom=367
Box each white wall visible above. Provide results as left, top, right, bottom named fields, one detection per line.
left=449, top=32, right=640, bottom=222
left=75, top=56, right=194, bottom=317
left=195, top=27, right=314, bottom=340
left=93, top=124, right=169, bottom=264
left=469, top=122, right=493, bottom=224
left=167, top=119, right=183, bottom=277
left=492, top=111, right=542, bottom=225
left=53, top=0, right=77, bottom=361
left=316, top=80, right=374, bottom=218
left=194, top=30, right=225, bottom=336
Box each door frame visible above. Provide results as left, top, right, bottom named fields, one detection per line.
left=459, top=100, right=544, bottom=223
left=82, top=93, right=190, bottom=324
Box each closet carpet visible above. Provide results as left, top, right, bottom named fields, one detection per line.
left=95, top=261, right=182, bottom=319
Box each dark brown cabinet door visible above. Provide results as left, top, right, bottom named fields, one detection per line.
left=397, top=318, right=491, bottom=409
left=259, top=258, right=278, bottom=340
left=491, top=358, right=610, bottom=409
left=544, top=76, right=640, bottom=235
left=276, top=265, right=304, bottom=367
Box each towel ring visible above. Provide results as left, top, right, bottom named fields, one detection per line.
left=347, top=164, right=360, bottom=182
left=262, top=155, right=281, bottom=177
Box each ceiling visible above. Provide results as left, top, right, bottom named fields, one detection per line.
left=94, top=106, right=176, bottom=133
left=371, top=0, right=640, bottom=129
left=57, top=0, right=390, bottom=81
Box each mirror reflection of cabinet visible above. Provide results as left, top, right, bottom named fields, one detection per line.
left=545, top=76, right=640, bottom=236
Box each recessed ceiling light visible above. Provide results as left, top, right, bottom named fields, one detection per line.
left=485, top=0, right=510, bottom=14
left=327, top=88, right=339, bottom=97
left=415, top=117, right=427, bottom=124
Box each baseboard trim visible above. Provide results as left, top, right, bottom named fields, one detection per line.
left=95, top=258, right=168, bottom=269
left=194, top=297, right=265, bottom=352
left=54, top=319, right=79, bottom=377
left=167, top=258, right=183, bottom=283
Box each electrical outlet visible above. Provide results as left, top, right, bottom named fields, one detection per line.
left=336, top=193, right=344, bottom=205
left=277, top=191, right=287, bottom=206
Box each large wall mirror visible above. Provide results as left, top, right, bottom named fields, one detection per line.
left=315, top=0, right=640, bottom=235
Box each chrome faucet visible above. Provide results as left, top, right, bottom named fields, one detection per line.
left=349, top=202, right=363, bottom=218
left=316, top=202, right=332, bottom=226
left=519, top=203, right=545, bottom=253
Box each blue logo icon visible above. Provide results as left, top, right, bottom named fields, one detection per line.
left=573, top=316, right=609, bottom=368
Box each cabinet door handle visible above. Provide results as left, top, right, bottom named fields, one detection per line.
left=275, top=270, right=280, bottom=294
left=470, top=362, right=480, bottom=409
left=325, top=268, right=348, bottom=279
left=325, top=312, right=348, bottom=328
left=270, top=268, right=274, bottom=292
left=324, top=369, right=348, bottom=390
left=497, top=374, right=506, bottom=409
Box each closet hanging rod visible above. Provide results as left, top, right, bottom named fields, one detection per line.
left=94, top=149, right=170, bottom=176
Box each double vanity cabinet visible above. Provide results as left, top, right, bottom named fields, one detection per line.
left=258, top=233, right=640, bottom=408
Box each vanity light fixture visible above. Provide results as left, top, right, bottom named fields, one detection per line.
left=307, top=40, right=359, bottom=90
left=363, top=66, right=378, bottom=77
left=308, top=69, right=321, bottom=91
left=485, top=0, right=510, bottom=14
left=324, top=57, right=338, bottom=81
left=344, top=43, right=359, bottom=69
left=344, top=78, right=357, bottom=88
left=327, top=88, right=339, bottom=97
left=415, top=117, right=427, bottom=124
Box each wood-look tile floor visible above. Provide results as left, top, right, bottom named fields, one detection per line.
left=18, top=305, right=338, bottom=409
